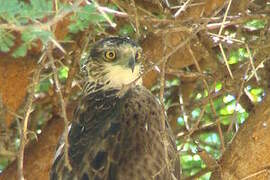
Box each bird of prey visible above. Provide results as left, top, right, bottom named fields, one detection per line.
left=50, top=37, right=180, bottom=180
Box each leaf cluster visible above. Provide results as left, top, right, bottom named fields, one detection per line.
left=0, top=0, right=111, bottom=57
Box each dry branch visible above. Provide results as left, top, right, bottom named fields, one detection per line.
left=188, top=46, right=225, bottom=152
left=17, top=58, right=43, bottom=180
left=47, top=43, right=71, bottom=170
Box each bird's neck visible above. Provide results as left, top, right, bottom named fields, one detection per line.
left=82, top=79, right=141, bottom=97
left=82, top=80, right=124, bottom=100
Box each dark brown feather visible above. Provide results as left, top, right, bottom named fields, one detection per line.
left=50, top=86, right=180, bottom=180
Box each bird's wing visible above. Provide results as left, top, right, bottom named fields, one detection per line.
left=50, top=89, right=122, bottom=180
left=50, top=87, right=181, bottom=180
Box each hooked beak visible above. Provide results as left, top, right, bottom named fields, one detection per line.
left=128, top=57, right=135, bottom=73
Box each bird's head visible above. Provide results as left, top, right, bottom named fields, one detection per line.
left=82, top=37, right=143, bottom=90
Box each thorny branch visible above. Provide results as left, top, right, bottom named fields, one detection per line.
left=47, top=43, right=72, bottom=170
left=17, top=54, right=44, bottom=180
left=0, top=0, right=126, bottom=32
left=64, top=50, right=81, bottom=97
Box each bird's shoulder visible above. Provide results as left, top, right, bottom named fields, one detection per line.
left=50, top=86, right=181, bottom=180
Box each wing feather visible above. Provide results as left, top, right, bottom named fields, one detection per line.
left=50, top=87, right=181, bottom=180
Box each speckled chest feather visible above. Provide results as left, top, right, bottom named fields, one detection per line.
left=50, top=86, right=180, bottom=180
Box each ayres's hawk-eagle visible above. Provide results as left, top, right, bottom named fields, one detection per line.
left=50, top=37, right=181, bottom=180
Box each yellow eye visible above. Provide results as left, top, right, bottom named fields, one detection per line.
left=135, top=51, right=142, bottom=61
left=104, top=50, right=116, bottom=61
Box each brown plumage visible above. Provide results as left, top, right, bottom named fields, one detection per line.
left=50, top=37, right=180, bottom=180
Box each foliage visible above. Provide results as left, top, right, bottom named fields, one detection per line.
left=68, top=4, right=113, bottom=34
left=0, top=0, right=111, bottom=57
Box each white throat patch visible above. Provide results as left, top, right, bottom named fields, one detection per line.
left=104, top=64, right=142, bottom=89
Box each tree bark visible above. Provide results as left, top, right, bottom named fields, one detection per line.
left=211, top=93, right=270, bottom=180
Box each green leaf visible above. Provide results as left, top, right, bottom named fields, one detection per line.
left=237, top=111, right=249, bottom=124
left=177, top=117, right=185, bottom=126
left=191, top=108, right=201, bottom=119
left=21, top=29, right=52, bottom=43
left=0, top=0, right=53, bottom=26
left=220, top=115, right=231, bottom=125
left=245, top=19, right=266, bottom=30
left=226, top=48, right=248, bottom=65
left=181, top=154, right=204, bottom=170
left=12, top=43, right=28, bottom=57
left=213, top=97, right=224, bottom=111
left=250, top=88, right=263, bottom=96
left=58, top=66, right=69, bottom=81
left=215, top=82, right=222, bottom=92
left=199, top=132, right=220, bottom=146
left=0, top=42, right=10, bottom=52
left=119, top=24, right=135, bottom=36
left=0, top=158, right=9, bottom=172
left=219, top=101, right=236, bottom=115
left=68, top=4, right=114, bottom=33
left=0, top=0, right=22, bottom=22
left=199, top=172, right=211, bottom=180
left=35, top=79, right=51, bottom=93
left=20, top=0, right=53, bottom=21
left=0, top=30, right=15, bottom=53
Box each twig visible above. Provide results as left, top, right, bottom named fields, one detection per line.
left=217, top=0, right=234, bottom=80
left=17, top=54, right=43, bottom=180
left=156, top=34, right=170, bottom=178
left=98, top=6, right=127, bottom=17
left=208, top=32, right=245, bottom=44
left=92, top=0, right=117, bottom=28
left=246, top=57, right=269, bottom=82
left=47, top=42, right=72, bottom=170
left=240, top=167, right=270, bottom=180
left=170, top=2, right=205, bottom=9
left=188, top=46, right=225, bottom=152
left=219, top=43, right=234, bottom=79
left=177, top=122, right=224, bottom=138
left=166, top=68, right=207, bottom=78
left=118, top=0, right=227, bottom=90
left=130, top=0, right=140, bottom=39
left=227, top=60, right=251, bottom=132
left=186, top=105, right=206, bottom=137
left=173, top=0, right=192, bottom=18
left=49, top=36, right=67, bottom=54
left=185, top=87, right=231, bottom=112
left=64, top=52, right=80, bottom=96
left=245, top=44, right=259, bottom=82
left=178, top=90, right=190, bottom=130
left=218, top=0, right=233, bottom=36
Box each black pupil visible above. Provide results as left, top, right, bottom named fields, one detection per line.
left=108, top=52, right=114, bottom=58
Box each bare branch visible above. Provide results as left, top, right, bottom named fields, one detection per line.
left=47, top=42, right=72, bottom=170
left=188, top=46, right=225, bottom=152
left=17, top=55, right=43, bottom=180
